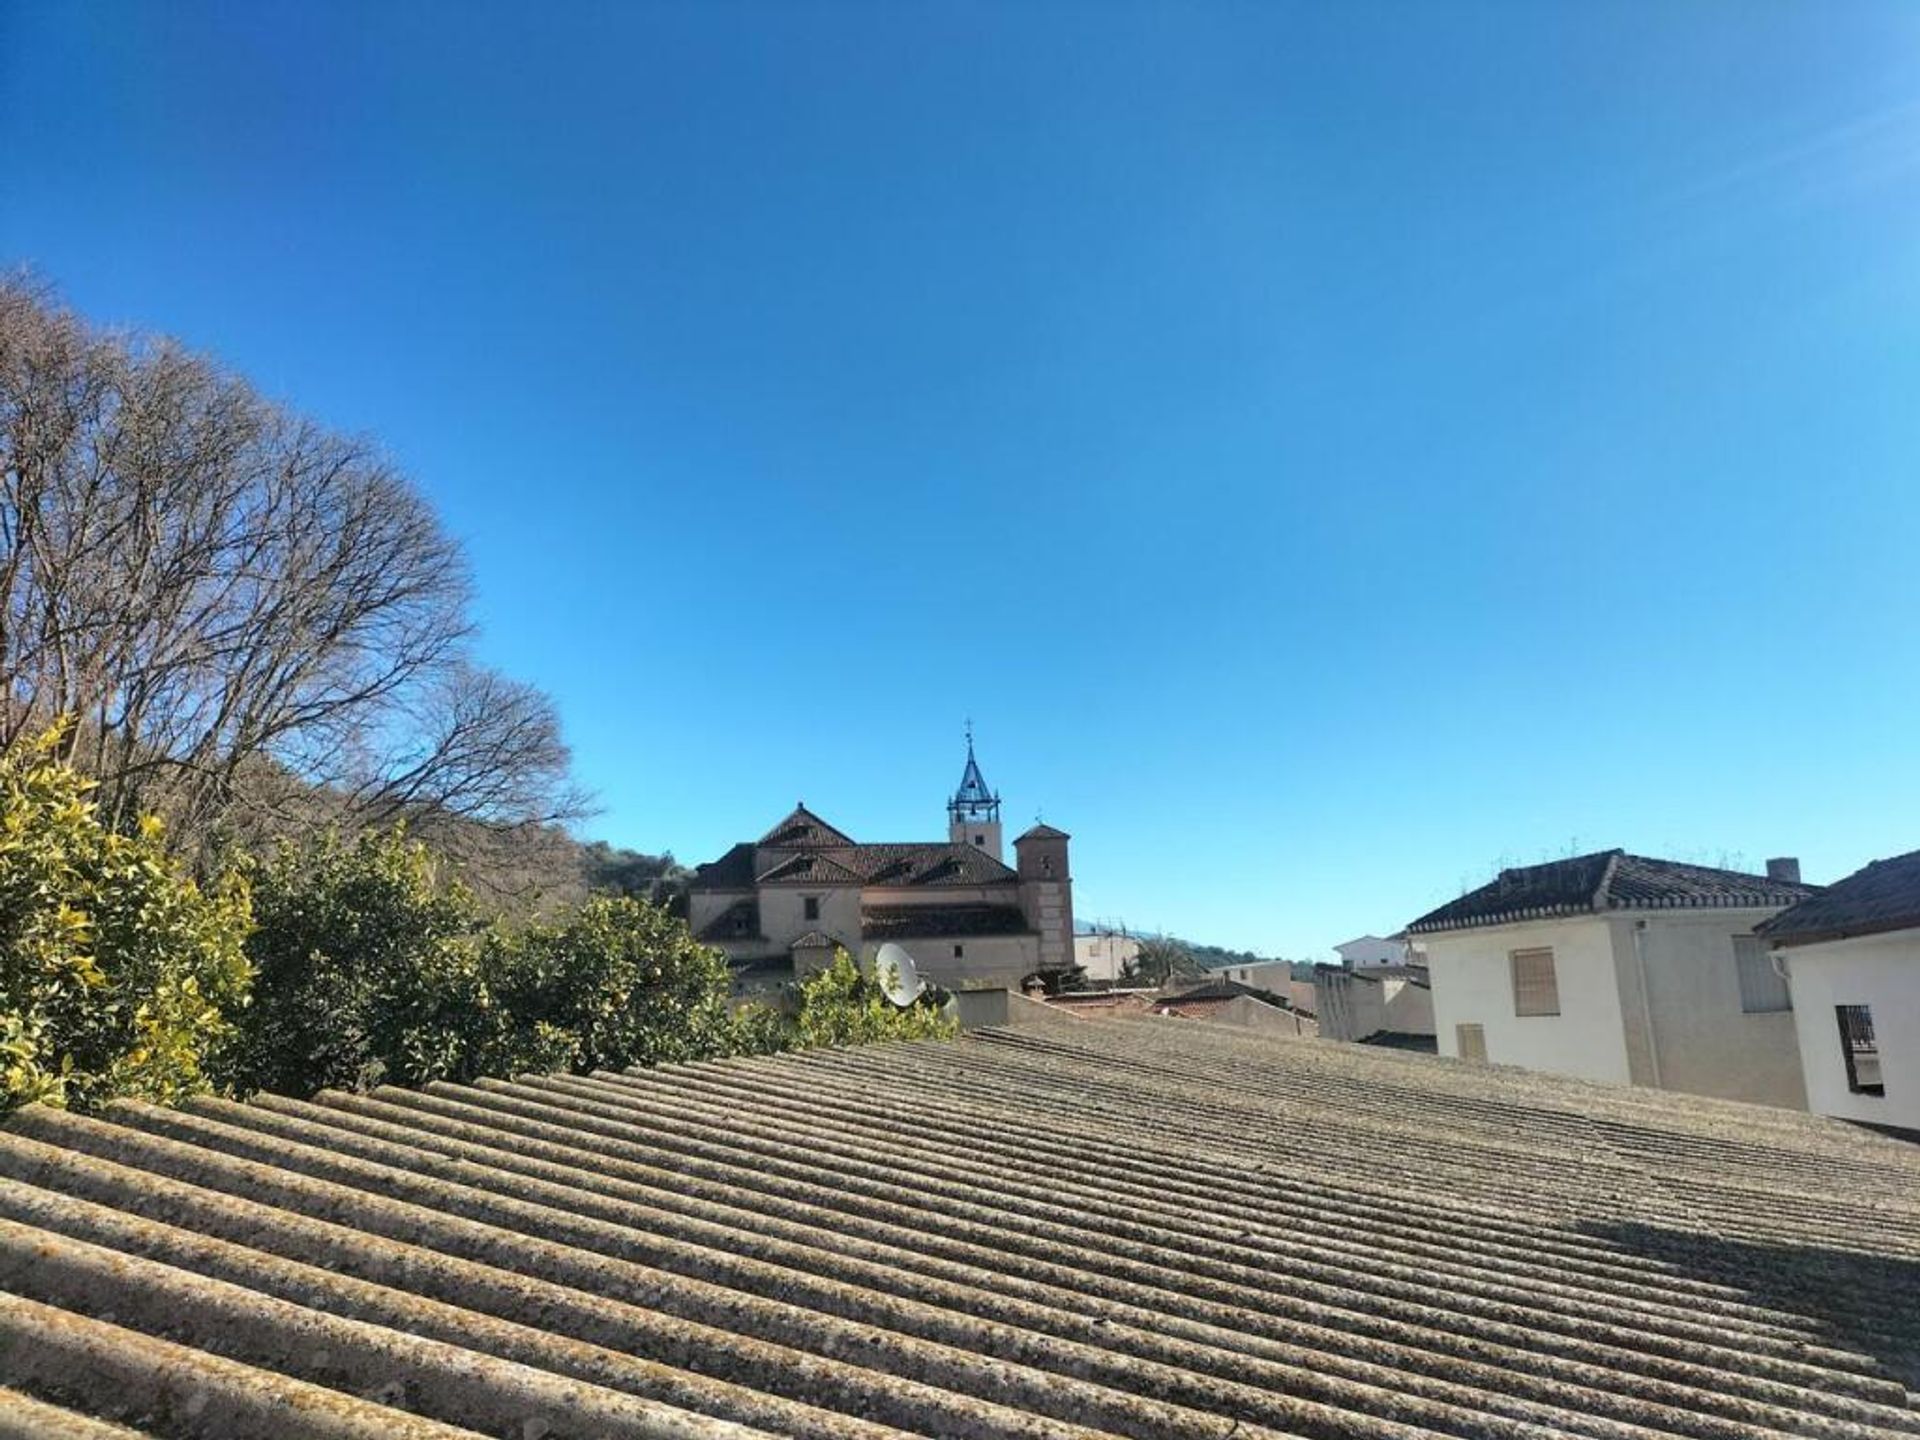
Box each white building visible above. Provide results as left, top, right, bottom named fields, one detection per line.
left=1408, top=850, right=1816, bottom=1108
left=1314, top=964, right=1434, bottom=1045
left=687, top=737, right=1074, bottom=992
left=1207, top=957, right=1296, bottom=991
left=1759, top=849, right=1920, bottom=1132
left=1334, top=934, right=1406, bottom=968
left=1073, top=930, right=1140, bottom=983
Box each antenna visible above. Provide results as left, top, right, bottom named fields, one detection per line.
left=870, top=942, right=926, bottom=1007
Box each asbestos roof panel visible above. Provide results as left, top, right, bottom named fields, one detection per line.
left=2, top=1026, right=1918, bottom=1437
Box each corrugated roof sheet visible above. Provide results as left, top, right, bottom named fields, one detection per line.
left=2, top=1019, right=1918, bottom=1437
left=1757, top=848, right=1920, bottom=947
left=1408, top=850, right=1821, bottom=934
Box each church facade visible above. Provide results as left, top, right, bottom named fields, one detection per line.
left=688, top=738, right=1074, bottom=992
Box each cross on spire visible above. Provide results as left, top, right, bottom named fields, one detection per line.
left=949, top=722, right=1000, bottom=823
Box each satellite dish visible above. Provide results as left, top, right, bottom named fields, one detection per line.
left=871, top=942, right=926, bottom=1007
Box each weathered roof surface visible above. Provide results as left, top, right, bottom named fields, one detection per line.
left=1156, top=978, right=1273, bottom=1004
left=3, top=1023, right=1919, bottom=1438
left=756, top=850, right=866, bottom=886
left=694, top=899, right=764, bottom=944
left=861, top=904, right=1034, bottom=940
left=1408, top=849, right=1820, bottom=934
left=758, top=807, right=858, bottom=850
left=692, top=843, right=759, bottom=890
left=694, top=840, right=1018, bottom=893
left=1015, top=823, right=1070, bottom=842
left=1758, top=848, right=1920, bottom=947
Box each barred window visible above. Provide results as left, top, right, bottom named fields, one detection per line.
left=1456, top=1023, right=1488, bottom=1062
left=1835, top=1005, right=1884, bottom=1096
left=1510, top=948, right=1560, bottom=1017
left=1733, top=935, right=1791, bottom=1013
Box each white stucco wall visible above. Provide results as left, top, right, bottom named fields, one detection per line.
left=1781, top=930, right=1920, bottom=1129
left=1425, top=917, right=1634, bottom=1084
left=1314, top=970, right=1385, bottom=1042
left=1074, top=933, right=1139, bottom=982
left=1335, top=936, right=1404, bottom=968
left=1618, top=911, right=1806, bottom=1109
left=759, top=886, right=862, bottom=953
left=864, top=934, right=1038, bottom=992
left=1380, top=977, right=1435, bottom=1036
left=1217, top=960, right=1295, bottom=990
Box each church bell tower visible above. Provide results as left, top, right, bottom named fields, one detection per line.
left=948, top=723, right=1003, bottom=861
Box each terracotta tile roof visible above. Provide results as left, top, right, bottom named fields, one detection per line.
left=757, top=806, right=857, bottom=849
left=1408, top=850, right=1820, bottom=934
left=1157, top=978, right=1272, bottom=1003
left=4, top=1022, right=1918, bottom=1436
left=843, top=843, right=1016, bottom=886
left=755, top=850, right=864, bottom=886
left=1758, top=848, right=1920, bottom=947
left=1016, top=823, right=1070, bottom=842
left=860, top=904, right=1033, bottom=940
left=695, top=843, right=1017, bottom=892
left=691, top=843, right=757, bottom=890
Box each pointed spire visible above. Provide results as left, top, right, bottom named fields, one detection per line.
left=949, top=722, right=1000, bottom=822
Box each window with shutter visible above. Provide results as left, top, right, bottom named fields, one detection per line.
left=1456, top=1023, right=1488, bottom=1062
left=1733, top=935, right=1791, bottom=1013
left=1510, top=948, right=1560, bottom=1017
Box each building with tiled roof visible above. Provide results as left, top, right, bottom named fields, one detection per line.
left=1758, top=847, right=1920, bottom=1131
left=689, top=735, right=1073, bottom=991
left=1408, top=849, right=1820, bottom=1108
left=2, top=1012, right=1918, bottom=1436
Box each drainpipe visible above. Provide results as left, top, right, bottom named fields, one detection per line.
left=1632, top=919, right=1664, bottom=1089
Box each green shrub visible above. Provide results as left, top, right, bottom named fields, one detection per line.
left=224, top=831, right=750, bottom=1096
left=493, top=896, right=740, bottom=1073
left=0, top=729, right=251, bottom=1113
left=221, top=827, right=508, bottom=1095
left=783, top=950, right=958, bottom=1049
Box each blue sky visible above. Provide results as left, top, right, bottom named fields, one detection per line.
left=5, top=1, right=1919, bottom=957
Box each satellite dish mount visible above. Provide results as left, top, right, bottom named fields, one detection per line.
left=870, top=942, right=926, bottom=1007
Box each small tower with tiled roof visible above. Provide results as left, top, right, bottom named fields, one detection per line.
left=1015, top=821, right=1074, bottom=973
left=947, top=723, right=1003, bottom=861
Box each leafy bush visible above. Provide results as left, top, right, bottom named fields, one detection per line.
left=220, top=827, right=511, bottom=1095
left=225, top=830, right=757, bottom=1095
left=780, top=950, right=958, bottom=1049
left=0, top=730, right=251, bottom=1112
left=6, top=758, right=964, bottom=1114
left=493, top=896, right=740, bottom=1072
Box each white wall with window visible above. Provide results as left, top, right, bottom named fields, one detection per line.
left=1778, top=930, right=1920, bottom=1129
left=1425, top=917, right=1634, bottom=1084
left=1621, top=911, right=1807, bottom=1109
left=1425, top=909, right=1807, bottom=1105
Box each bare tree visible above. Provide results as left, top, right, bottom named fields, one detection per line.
left=0, top=277, right=588, bottom=857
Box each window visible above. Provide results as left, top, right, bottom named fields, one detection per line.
left=1456, top=1023, right=1488, bottom=1062
left=1835, top=1005, right=1884, bottom=1096
left=953, top=944, right=965, bottom=959
left=973, top=834, right=985, bottom=847
left=1510, top=948, right=1560, bottom=1016
left=1733, top=935, right=1791, bottom=1013
left=803, top=897, right=820, bottom=921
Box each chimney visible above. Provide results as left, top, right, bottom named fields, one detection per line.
left=1766, top=857, right=1801, bottom=884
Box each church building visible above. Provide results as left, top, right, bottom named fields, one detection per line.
left=688, top=736, right=1074, bottom=992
